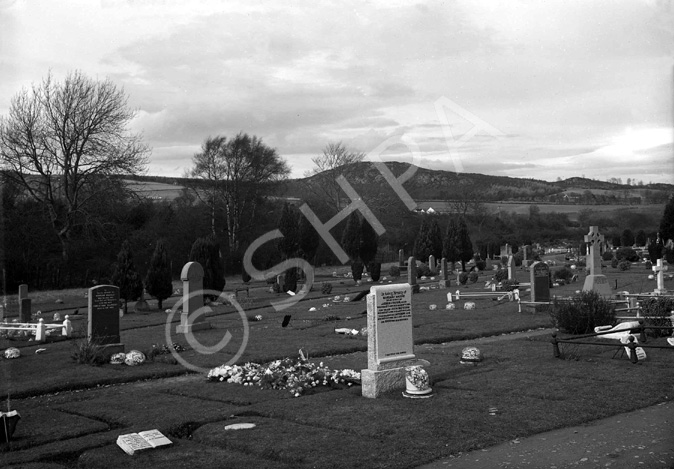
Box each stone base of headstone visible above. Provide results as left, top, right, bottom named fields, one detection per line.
left=438, top=280, right=450, bottom=289
left=176, top=313, right=211, bottom=334
left=582, top=275, right=612, bottom=297
left=97, top=343, right=125, bottom=361
left=361, top=358, right=419, bottom=398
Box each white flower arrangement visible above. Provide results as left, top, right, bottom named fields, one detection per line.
left=208, top=354, right=361, bottom=397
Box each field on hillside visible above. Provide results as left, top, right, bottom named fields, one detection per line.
left=417, top=200, right=666, bottom=221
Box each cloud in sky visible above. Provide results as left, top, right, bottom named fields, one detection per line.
left=1, top=0, right=672, bottom=183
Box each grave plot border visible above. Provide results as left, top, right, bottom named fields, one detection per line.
left=0, top=317, right=73, bottom=342
left=551, top=320, right=674, bottom=364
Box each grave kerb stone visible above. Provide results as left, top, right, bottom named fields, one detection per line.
left=361, top=284, right=417, bottom=398
left=176, top=261, right=212, bottom=334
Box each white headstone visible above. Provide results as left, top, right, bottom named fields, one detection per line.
left=653, top=259, right=669, bottom=294
left=176, top=261, right=212, bottom=334
left=582, top=226, right=612, bottom=297
left=361, top=284, right=417, bottom=398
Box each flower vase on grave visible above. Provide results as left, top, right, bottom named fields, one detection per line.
left=404, top=366, right=432, bottom=395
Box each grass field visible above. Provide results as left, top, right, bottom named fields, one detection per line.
left=1, top=261, right=673, bottom=468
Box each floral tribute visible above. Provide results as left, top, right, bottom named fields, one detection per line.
left=207, top=354, right=361, bottom=397
left=405, top=366, right=430, bottom=390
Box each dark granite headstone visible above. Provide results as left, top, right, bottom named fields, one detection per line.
left=281, top=315, right=292, bottom=327
left=88, top=285, right=121, bottom=344
left=19, top=298, right=31, bottom=323
left=530, top=262, right=550, bottom=303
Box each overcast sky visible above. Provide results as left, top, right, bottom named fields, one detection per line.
left=1, top=0, right=673, bottom=183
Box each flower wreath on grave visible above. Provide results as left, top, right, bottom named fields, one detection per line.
left=207, top=353, right=361, bottom=397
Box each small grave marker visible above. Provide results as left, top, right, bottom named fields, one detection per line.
left=361, top=284, right=417, bottom=398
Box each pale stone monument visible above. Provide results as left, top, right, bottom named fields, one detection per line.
left=361, top=284, right=417, bottom=398
left=652, top=259, right=669, bottom=295
left=428, top=255, right=436, bottom=273
left=507, top=256, right=514, bottom=280
left=176, top=262, right=212, bottom=334
left=438, top=258, right=450, bottom=288
left=582, top=226, right=612, bottom=297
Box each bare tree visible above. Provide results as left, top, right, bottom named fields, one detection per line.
left=0, top=70, right=149, bottom=260
left=190, top=133, right=290, bottom=254
left=303, top=141, right=365, bottom=214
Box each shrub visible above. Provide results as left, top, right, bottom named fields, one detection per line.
left=71, top=338, right=108, bottom=366
left=618, top=260, right=631, bottom=271
left=494, top=269, right=508, bottom=283
left=550, top=291, right=616, bottom=334
left=369, top=262, right=382, bottom=282
left=283, top=268, right=298, bottom=292
left=475, top=259, right=486, bottom=271
left=501, top=279, right=519, bottom=291
left=554, top=267, right=574, bottom=283
left=272, top=282, right=281, bottom=294
left=458, top=272, right=468, bottom=285
left=615, top=247, right=639, bottom=262
left=611, top=258, right=619, bottom=269
left=640, top=297, right=674, bottom=337
left=389, top=265, right=400, bottom=277
left=602, top=250, right=614, bottom=261
left=644, top=261, right=652, bottom=269
left=417, top=263, right=431, bottom=278
left=351, top=261, right=364, bottom=281
left=321, top=282, right=333, bottom=295
left=468, top=271, right=478, bottom=283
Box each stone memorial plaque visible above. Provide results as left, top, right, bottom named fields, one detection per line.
left=530, top=261, right=550, bottom=303
left=88, top=285, right=121, bottom=344
left=371, top=284, right=415, bottom=365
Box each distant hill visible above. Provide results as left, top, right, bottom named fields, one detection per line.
left=123, top=163, right=673, bottom=205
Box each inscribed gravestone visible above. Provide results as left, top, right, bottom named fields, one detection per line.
left=428, top=255, right=436, bottom=273
left=438, top=257, right=449, bottom=288
left=582, top=226, right=611, bottom=296
left=407, top=256, right=419, bottom=293
left=18, top=284, right=28, bottom=302
left=361, top=284, right=416, bottom=398
left=176, top=262, right=212, bottom=334
left=19, top=298, right=31, bottom=323
left=88, top=285, right=122, bottom=345
left=530, top=261, right=550, bottom=303
left=652, top=259, right=669, bottom=294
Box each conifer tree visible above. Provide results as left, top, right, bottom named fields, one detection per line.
left=277, top=202, right=299, bottom=259
left=341, top=211, right=362, bottom=281
left=442, top=218, right=461, bottom=271
left=659, top=195, right=674, bottom=243
left=111, top=240, right=144, bottom=314
left=189, top=235, right=226, bottom=293
left=457, top=218, right=474, bottom=271
left=298, top=211, right=320, bottom=264
left=413, top=218, right=432, bottom=261
left=144, top=239, right=173, bottom=310
left=428, top=219, right=443, bottom=259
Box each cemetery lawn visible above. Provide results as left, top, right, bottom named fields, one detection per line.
left=2, top=263, right=673, bottom=468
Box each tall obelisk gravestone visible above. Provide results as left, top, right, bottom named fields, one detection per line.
left=582, top=226, right=612, bottom=297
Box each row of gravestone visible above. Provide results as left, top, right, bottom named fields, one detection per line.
left=4, top=262, right=210, bottom=358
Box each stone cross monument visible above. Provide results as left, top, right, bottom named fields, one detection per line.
left=582, top=226, right=611, bottom=296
